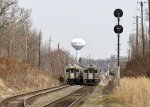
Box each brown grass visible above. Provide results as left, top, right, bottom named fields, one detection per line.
left=112, top=77, right=150, bottom=107
left=0, top=56, right=59, bottom=101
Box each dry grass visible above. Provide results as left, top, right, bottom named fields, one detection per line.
left=0, top=56, right=59, bottom=101
left=112, top=77, right=150, bottom=107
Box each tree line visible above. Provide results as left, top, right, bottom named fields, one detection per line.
left=123, top=6, right=150, bottom=77
left=0, top=0, right=75, bottom=77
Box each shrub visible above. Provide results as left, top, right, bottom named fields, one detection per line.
left=58, top=76, right=64, bottom=83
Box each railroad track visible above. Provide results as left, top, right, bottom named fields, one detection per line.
left=24, top=85, right=83, bottom=107
left=42, top=86, right=96, bottom=107
left=0, top=85, right=69, bottom=107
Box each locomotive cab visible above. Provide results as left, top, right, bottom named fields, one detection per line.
left=65, top=68, right=77, bottom=84
left=64, top=64, right=83, bottom=85
left=83, top=65, right=100, bottom=85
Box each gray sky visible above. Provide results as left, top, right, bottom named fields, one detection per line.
left=19, top=0, right=147, bottom=59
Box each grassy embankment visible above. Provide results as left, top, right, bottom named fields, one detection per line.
left=0, top=57, right=59, bottom=102
left=100, top=54, right=150, bottom=107
left=99, top=77, right=150, bottom=107
left=112, top=77, right=150, bottom=107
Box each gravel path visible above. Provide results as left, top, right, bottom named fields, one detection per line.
left=79, top=83, right=104, bottom=107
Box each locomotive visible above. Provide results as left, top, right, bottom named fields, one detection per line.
left=64, top=64, right=83, bottom=85
left=83, top=64, right=101, bottom=85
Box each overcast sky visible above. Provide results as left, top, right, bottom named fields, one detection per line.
left=19, top=0, right=148, bottom=59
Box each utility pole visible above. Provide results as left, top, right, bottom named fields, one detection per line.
left=89, top=54, right=90, bottom=64
left=148, top=0, right=150, bottom=34
left=148, top=0, right=150, bottom=51
left=141, top=1, right=145, bottom=56
left=57, top=43, right=60, bottom=77
left=136, top=16, right=139, bottom=56
left=66, top=51, right=70, bottom=66
left=48, top=37, right=52, bottom=76
left=38, top=31, right=41, bottom=69
left=66, top=53, right=68, bottom=66
left=128, top=49, right=131, bottom=61
left=139, top=1, right=145, bottom=55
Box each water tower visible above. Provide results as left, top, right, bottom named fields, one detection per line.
left=71, top=38, right=85, bottom=63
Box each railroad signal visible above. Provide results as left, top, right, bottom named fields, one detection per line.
left=114, top=9, right=123, bottom=18
left=113, top=9, right=123, bottom=87
left=114, top=25, right=123, bottom=34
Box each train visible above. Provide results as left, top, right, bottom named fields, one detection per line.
left=83, top=64, right=101, bottom=85
left=64, top=64, right=101, bottom=85
left=64, top=64, right=84, bottom=85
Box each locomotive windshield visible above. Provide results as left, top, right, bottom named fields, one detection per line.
left=76, top=69, right=79, bottom=72
left=66, top=69, right=69, bottom=72
left=71, top=70, right=74, bottom=73
left=84, top=70, right=88, bottom=73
